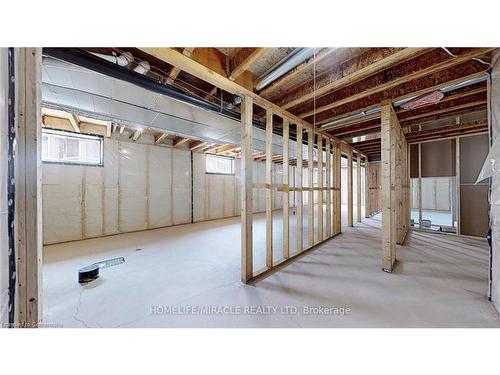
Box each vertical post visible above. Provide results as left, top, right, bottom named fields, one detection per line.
left=418, top=142, right=422, bottom=227
left=333, top=142, right=342, bottom=235
left=325, top=138, right=331, bottom=238
left=317, top=134, right=323, bottom=241
left=241, top=95, right=253, bottom=282
left=347, top=149, right=353, bottom=227
left=296, top=124, right=303, bottom=253
left=365, top=158, right=370, bottom=218
left=15, top=48, right=43, bottom=326
left=381, top=100, right=398, bottom=272
left=282, top=118, right=290, bottom=258
left=357, top=152, right=362, bottom=222
left=265, top=109, right=273, bottom=268
left=456, top=137, right=461, bottom=234
left=308, top=129, right=314, bottom=246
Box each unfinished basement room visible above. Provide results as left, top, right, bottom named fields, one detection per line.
left=2, top=45, right=500, bottom=330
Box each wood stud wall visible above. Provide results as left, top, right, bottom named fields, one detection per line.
left=242, top=97, right=357, bottom=282
left=15, top=48, right=43, bottom=326
left=381, top=100, right=410, bottom=273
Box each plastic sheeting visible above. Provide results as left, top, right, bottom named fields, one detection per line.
left=42, top=132, right=292, bottom=244
left=42, top=134, right=192, bottom=244
left=0, top=48, right=10, bottom=324
left=484, top=49, right=500, bottom=312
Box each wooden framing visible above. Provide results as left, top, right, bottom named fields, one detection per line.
left=282, top=118, right=290, bottom=259
left=138, top=48, right=369, bottom=283
left=240, top=95, right=253, bottom=283
left=456, top=138, right=461, bottom=235
left=357, top=152, right=362, bottom=222
left=15, top=48, right=43, bottom=326
left=154, top=133, right=168, bottom=144
left=230, top=48, right=268, bottom=81
left=265, top=109, right=273, bottom=268
left=281, top=48, right=429, bottom=110
left=347, top=149, right=353, bottom=227
left=364, top=158, right=370, bottom=218
left=317, top=134, right=324, bottom=241
left=325, top=138, right=332, bottom=237
left=333, top=142, right=342, bottom=235
left=381, top=101, right=409, bottom=273
left=296, top=124, right=304, bottom=253
left=308, top=129, right=314, bottom=246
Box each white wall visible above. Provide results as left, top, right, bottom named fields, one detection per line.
left=410, top=177, right=453, bottom=211
left=42, top=133, right=290, bottom=244
left=0, top=48, right=9, bottom=324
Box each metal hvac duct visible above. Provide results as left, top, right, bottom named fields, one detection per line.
left=255, top=48, right=317, bottom=91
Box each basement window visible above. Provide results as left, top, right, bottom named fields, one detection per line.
left=205, top=154, right=235, bottom=175
left=42, top=128, right=103, bottom=166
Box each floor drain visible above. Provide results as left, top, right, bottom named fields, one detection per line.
left=78, top=257, right=125, bottom=284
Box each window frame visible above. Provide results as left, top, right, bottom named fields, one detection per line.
left=205, top=153, right=235, bottom=176
left=41, top=128, right=104, bottom=167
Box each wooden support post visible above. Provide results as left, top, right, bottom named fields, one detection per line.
left=317, top=134, right=323, bottom=241
left=357, top=152, right=362, bottom=222
left=333, top=142, right=342, bottom=235
left=265, top=109, right=273, bottom=268
left=308, top=129, right=314, bottom=245
left=325, top=138, right=331, bottom=237
left=15, top=48, right=43, bottom=326
left=241, top=95, right=253, bottom=282
left=418, top=143, right=422, bottom=227
left=282, top=118, right=290, bottom=259
left=296, top=124, right=304, bottom=253
left=381, top=100, right=409, bottom=272
left=456, top=138, right=461, bottom=234
left=347, top=149, right=353, bottom=227
left=381, top=101, right=395, bottom=272
left=365, top=158, right=370, bottom=218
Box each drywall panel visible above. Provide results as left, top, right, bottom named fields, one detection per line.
left=421, top=139, right=456, bottom=177
left=460, top=185, right=489, bottom=237
left=461, top=134, right=489, bottom=184
left=460, top=133, right=489, bottom=237
left=119, top=142, right=148, bottom=232
left=148, top=145, right=172, bottom=228
left=172, top=148, right=191, bottom=225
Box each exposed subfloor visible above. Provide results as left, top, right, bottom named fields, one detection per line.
left=43, top=205, right=500, bottom=328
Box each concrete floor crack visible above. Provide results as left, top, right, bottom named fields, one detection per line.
left=73, top=287, right=90, bottom=328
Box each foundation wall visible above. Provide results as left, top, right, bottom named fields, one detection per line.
left=42, top=133, right=289, bottom=245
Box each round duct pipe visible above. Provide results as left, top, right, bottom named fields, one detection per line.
left=89, top=51, right=134, bottom=67
left=255, top=48, right=317, bottom=91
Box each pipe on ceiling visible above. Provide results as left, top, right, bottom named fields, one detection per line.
left=255, top=48, right=317, bottom=91
left=319, top=74, right=487, bottom=129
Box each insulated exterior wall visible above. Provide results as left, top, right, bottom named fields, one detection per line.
left=0, top=48, right=9, bottom=324
left=42, top=136, right=289, bottom=244
left=42, top=136, right=190, bottom=244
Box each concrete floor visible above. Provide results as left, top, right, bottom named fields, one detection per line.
left=43, top=205, right=500, bottom=328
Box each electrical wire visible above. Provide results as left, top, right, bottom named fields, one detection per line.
left=441, top=47, right=491, bottom=66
